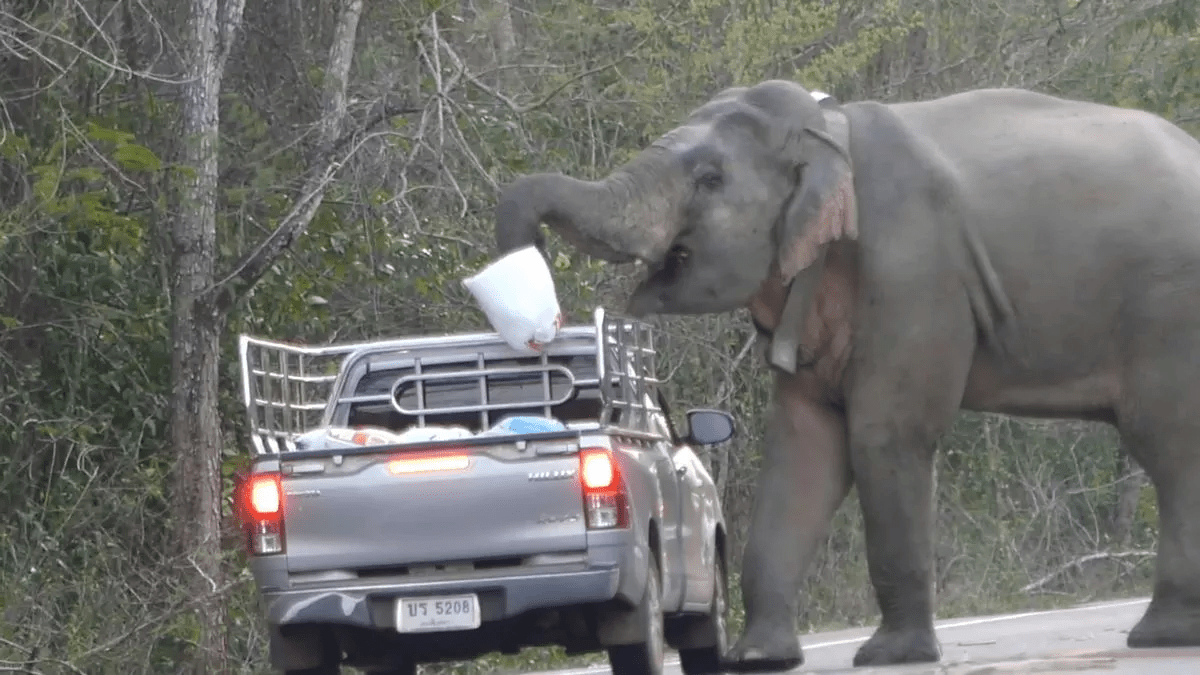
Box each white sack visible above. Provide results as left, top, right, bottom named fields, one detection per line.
left=463, top=245, right=563, bottom=353
left=293, top=426, right=408, bottom=451
left=391, top=425, right=475, bottom=443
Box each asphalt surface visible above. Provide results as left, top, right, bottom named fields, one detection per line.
left=529, top=596, right=1200, bottom=674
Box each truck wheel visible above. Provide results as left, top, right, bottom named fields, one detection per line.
left=284, top=658, right=339, bottom=675
left=365, top=664, right=415, bottom=675
left=607, top=555, right=665, bottom=675
left=678, top=554, right=729, bottom=675
left=283, top=631, right=341, bottom=675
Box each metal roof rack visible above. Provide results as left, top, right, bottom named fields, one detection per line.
left=238, top=308, right=662, bottom=455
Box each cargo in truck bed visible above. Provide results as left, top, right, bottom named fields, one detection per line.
left=234, top=308, right=738, bottom=675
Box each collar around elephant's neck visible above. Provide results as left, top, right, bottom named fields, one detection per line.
left=748, top=266, right=819, bottom=373
left=747, top=266, right=788, bottom=337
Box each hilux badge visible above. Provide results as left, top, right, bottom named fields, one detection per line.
left=528, top=468, right=577, bottom=481
left=537, top=513, right=581, bottom=524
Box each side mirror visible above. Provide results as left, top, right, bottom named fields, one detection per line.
left=686, top=409, right=735, bottom=447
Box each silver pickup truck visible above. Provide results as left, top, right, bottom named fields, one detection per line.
left=234, top=308, right=737, bottom=675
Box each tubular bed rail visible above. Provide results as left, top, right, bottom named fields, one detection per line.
left=238, top=308, right=663, bottom=455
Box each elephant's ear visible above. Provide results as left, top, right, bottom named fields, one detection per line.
left=776, top=118, right=858, bottom=283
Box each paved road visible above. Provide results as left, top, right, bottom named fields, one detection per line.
left=530, top=597, right=1200, bottom=674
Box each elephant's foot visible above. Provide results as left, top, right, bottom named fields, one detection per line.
left=722, top=623, right=803, bottom=673
left=852, top=625, right=940, bottom=667
left=1127, top=599, right=1200, bottom=648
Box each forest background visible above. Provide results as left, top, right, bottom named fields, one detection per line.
left=2, top=0, right=1196, bottom=673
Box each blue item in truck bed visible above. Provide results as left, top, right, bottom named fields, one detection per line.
left=487, top=415, right=567, bottom=435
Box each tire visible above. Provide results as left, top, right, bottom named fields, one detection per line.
left=282, top=629, right=341, bottom=675
left=678, top=553, right=729, bottom=675
left=284, top=667, right=337, bottom=675
left=608, top=555, right=666, bottom=675
left=365, top=664, right=416, bottom=675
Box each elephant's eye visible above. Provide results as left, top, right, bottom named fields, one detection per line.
left=665, top=245, right=690, bottom=271
left=695, top=169, right=723, bottom=191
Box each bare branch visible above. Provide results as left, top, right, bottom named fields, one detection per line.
left=0, top=636, right=87, bottom=675
left=429, top=25, right=652, bottom=117
left=1064, top=467, right=1146, bottom=496
left=215, top=0, right=246, bottom=76
left=0, top=7, right=188, bottom=85
left=77, top=575, right=250, bottom=660
left=212, top=0, right=367, bottom=309
left=213, top=130, right=375, bottom=308
left=417, top=14, right=466, bottom=215
left=1020, top=550, right=1156, bottom=593
left=715, top=330, right=757, bottom=405
left=328, top=102, right=423, bottom=158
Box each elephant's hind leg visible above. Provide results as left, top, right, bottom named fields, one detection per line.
left=724, top=372, right=852, bottom=672
left=1119, top=396, right=1200, bottom=648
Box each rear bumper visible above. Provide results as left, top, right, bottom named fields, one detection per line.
left=259, top=563, right=623, bottom=630
left=252, top=529, right=650, bottom=631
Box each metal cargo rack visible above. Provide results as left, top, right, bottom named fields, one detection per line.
left=238, top=308, right=663, bottom=455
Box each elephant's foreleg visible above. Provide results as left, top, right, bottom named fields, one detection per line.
left=845, top=291, right=976, bottom=666
left=846, top=417, right=942, bottom=667
left=725, top=372, right=852, bottom=672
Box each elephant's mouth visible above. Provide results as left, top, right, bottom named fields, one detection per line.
left=627, top=244, right=690, bottom=316
left=644, top=243, right=689, bottom=282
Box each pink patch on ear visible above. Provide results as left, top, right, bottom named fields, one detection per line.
left=780, top=172, right=858, bottom=281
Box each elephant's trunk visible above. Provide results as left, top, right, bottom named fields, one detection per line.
left=494, top=151, right=681, bottom=264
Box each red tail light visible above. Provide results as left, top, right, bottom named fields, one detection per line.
left=240, top=472, right=285, bottom=555
left=248, top=474, right=282, bottom=517
left=581, top=450, right=616, bottom=490
left=579, top=448, right=629, bottom=530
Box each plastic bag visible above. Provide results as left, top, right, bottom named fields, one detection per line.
left=294, top=426, right=408, bottom=451
left=478, top=415, right=567, bottom=437
left=293, top=425, right=473, bottom=451
left=463, top=245, right=563, bottom=353
left=391, top=425, right=475, bottom=443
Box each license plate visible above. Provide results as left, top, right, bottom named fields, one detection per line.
left=395, top=594, right=481, bottom=633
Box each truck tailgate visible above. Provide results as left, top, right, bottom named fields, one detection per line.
left=280, top=443, right=586, bottom=573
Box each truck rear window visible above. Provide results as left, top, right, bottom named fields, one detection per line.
left=345, top=354, right=615, bottom=432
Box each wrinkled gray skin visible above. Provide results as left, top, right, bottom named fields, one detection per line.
left=493, top=80, right=1200, bottom=670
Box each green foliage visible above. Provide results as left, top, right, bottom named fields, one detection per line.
left=0, top=13, right=179, bottom=671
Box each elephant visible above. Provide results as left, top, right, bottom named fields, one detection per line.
left=490, top=79, right=1200, bottom=670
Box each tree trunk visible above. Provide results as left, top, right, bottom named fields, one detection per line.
left=169, top=294, right=227, bottom=675
left=169, top=0, right=362, bottom=665
left=315, top=0, right=363, bottom=148
left=170, top=0, right=243, bottom=672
